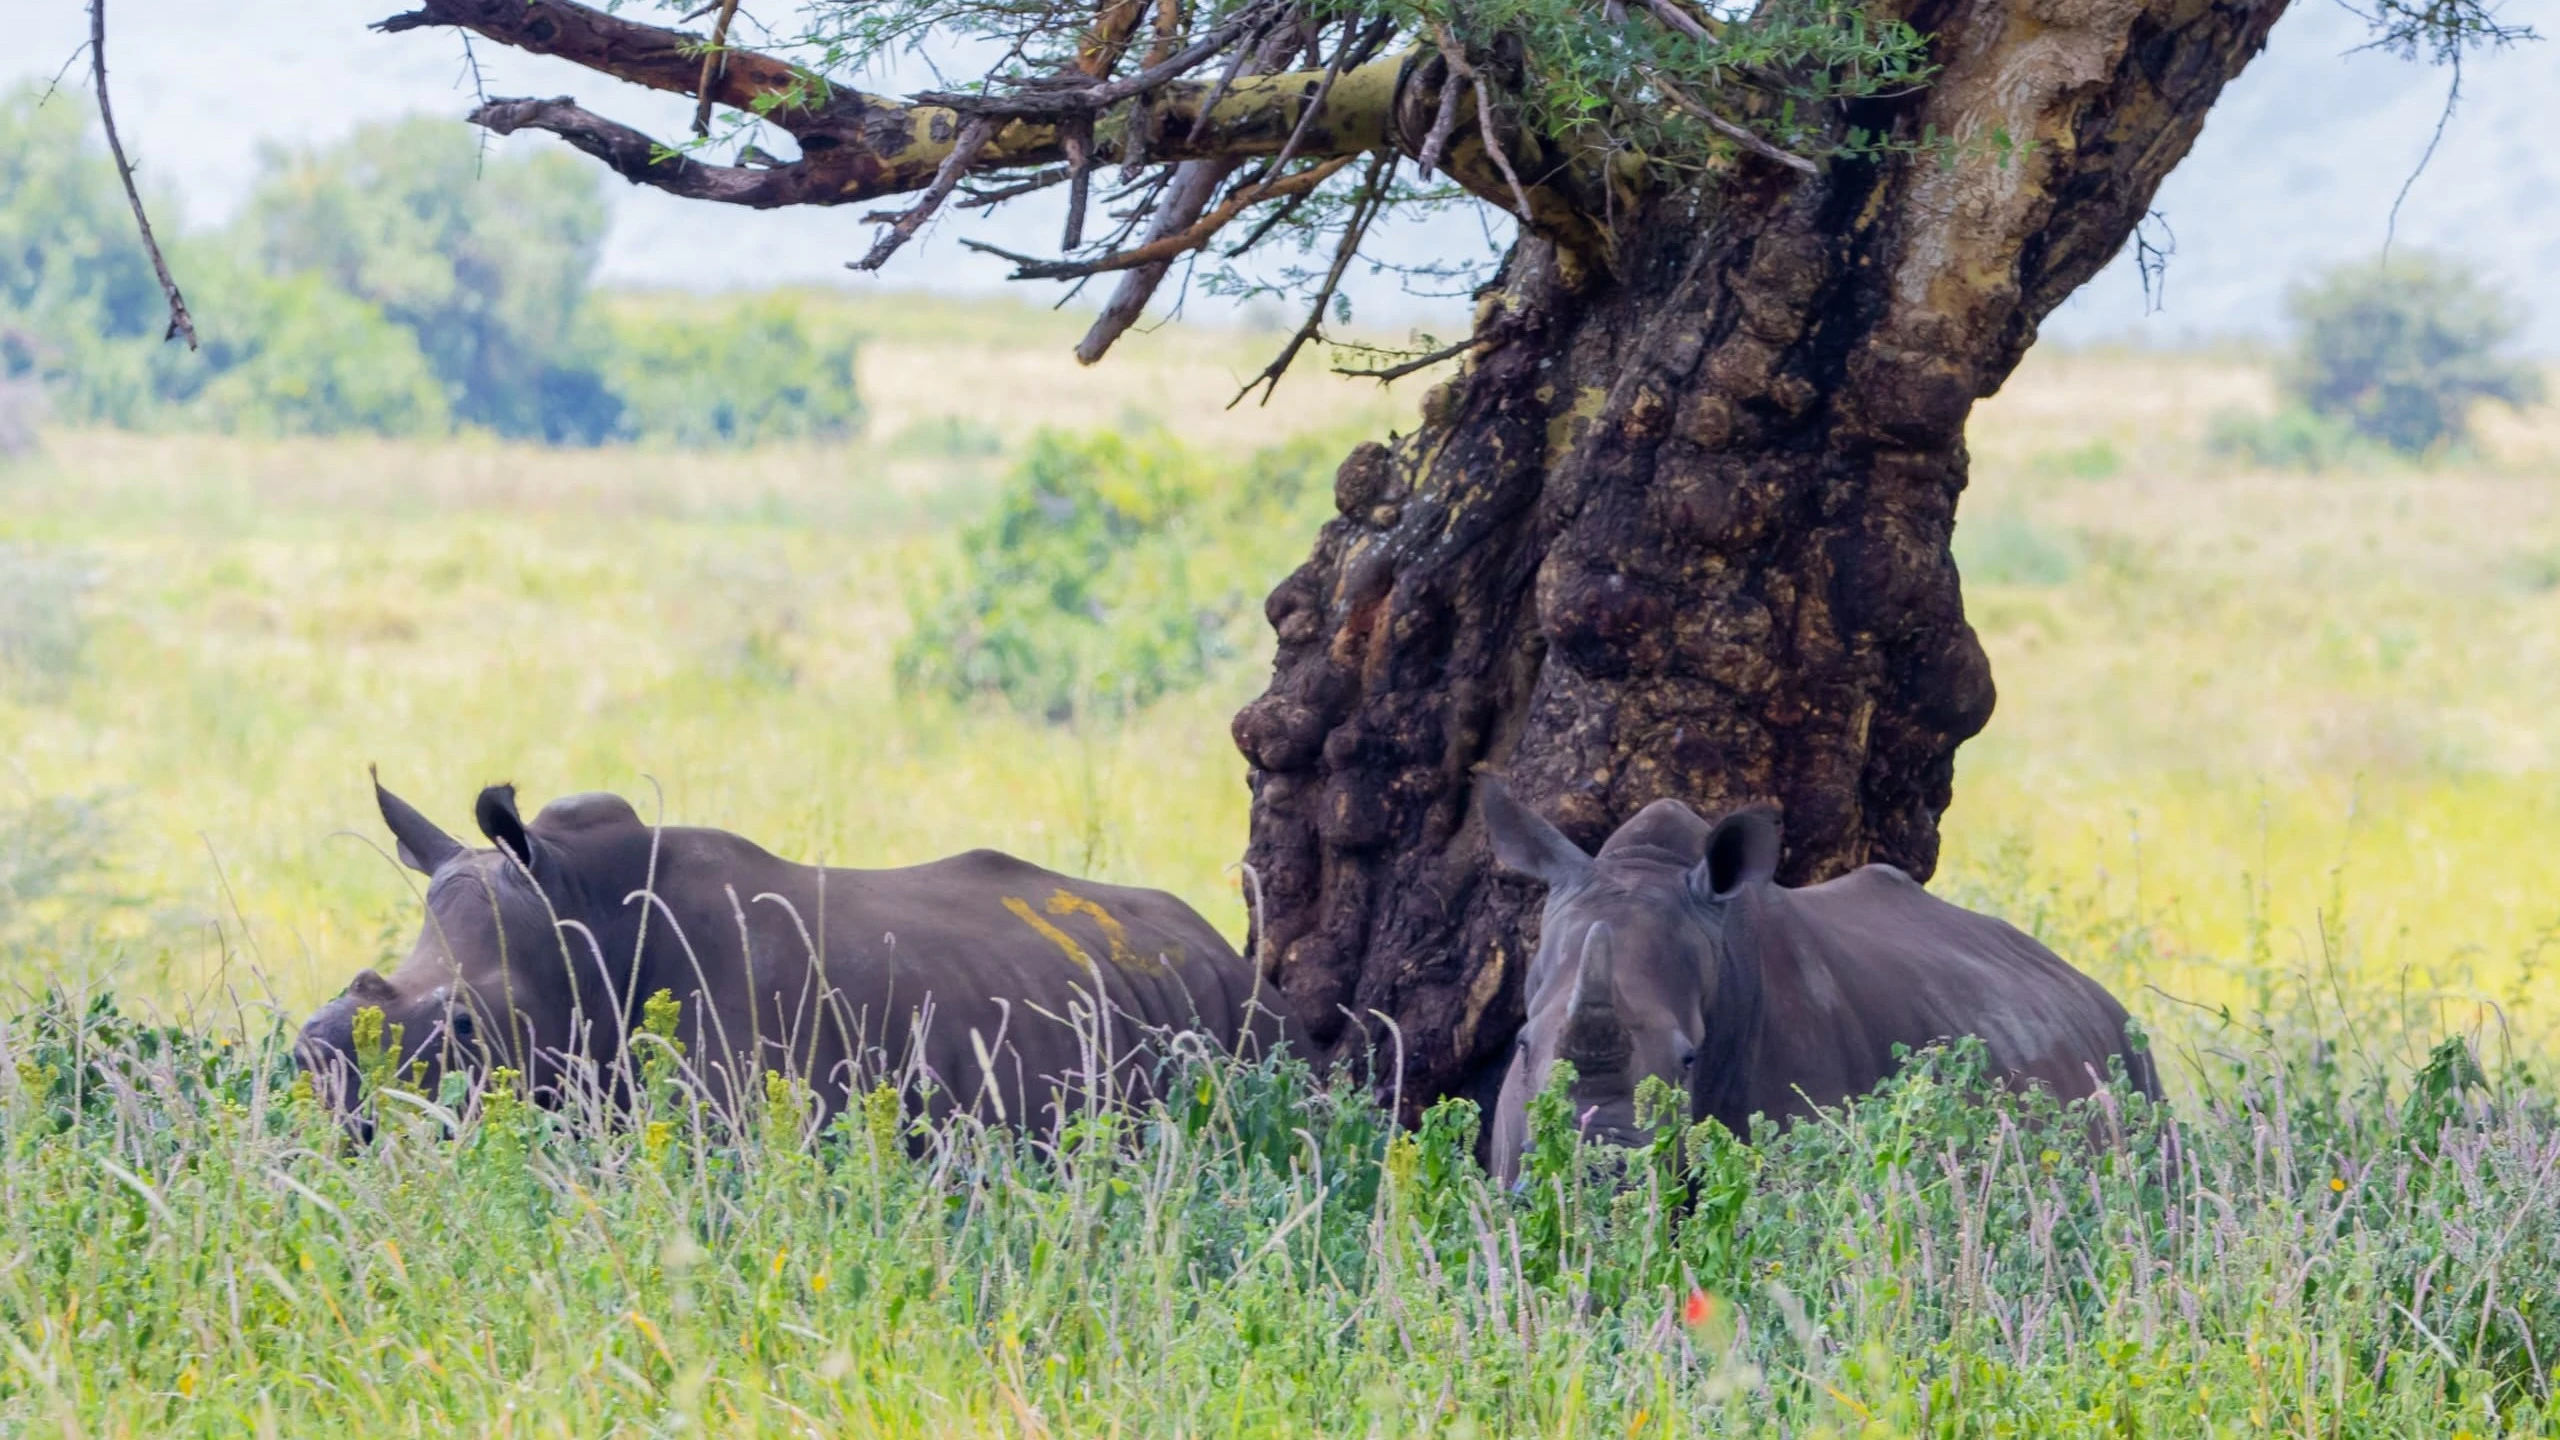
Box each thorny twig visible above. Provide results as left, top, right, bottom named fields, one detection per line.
left=1230, top=148, right=1395, bottom=406
left=1333, top=333, right=1479, bottom=382
left=88, top=0, right=193, bottom=350
left=692, top=0, right=744, bottom=136
left=1424, top=26, right=1533, bottom=218
left=1649, top=69, right=1819, bottom=175
left=1415, top=51, right=1464, bottom=178
left=1076, top=157, right=1241, bottom=363
left=966, top=153, right=1358, bottom=279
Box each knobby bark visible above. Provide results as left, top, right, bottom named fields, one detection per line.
left=1233, top=0, right=2292, bottom=1118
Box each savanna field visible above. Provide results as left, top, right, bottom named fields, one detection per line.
left=3, top=295, right=2560, bottom=1434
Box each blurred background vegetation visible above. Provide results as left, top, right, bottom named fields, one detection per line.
left=0, top=83, right=859, bottom=447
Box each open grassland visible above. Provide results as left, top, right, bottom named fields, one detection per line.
left=2, top=297, right=2560, bottom=1434
left=2, top=308, right=2554, bottom=1044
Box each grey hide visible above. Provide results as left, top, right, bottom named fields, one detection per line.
left=298, top=776, right=1292, bottom=1134
left=1478, top=778, right=2157, bottom=1183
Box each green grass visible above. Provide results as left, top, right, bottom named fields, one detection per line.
left=2, top=983, right=2555, bottom=1436
left=2, top=305, right=2560, bottom=1432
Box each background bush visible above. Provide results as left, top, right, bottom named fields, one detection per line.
left=0, top=84, right=864, bottom=448
left=0, top=86, right=177, bottom=428
left=2278, top=251, right=2544, bottom=456
left=600, top=291, right=863, bottom=446
left=239, top=117, right=617, bottom=442
left=899, top=430, right=1329, bottom=720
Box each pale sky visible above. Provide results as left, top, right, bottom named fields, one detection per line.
left=15, top=0, right=2555, bottom=347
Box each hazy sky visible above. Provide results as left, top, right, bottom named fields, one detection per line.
left=16, top=0, right=2555, bottom=347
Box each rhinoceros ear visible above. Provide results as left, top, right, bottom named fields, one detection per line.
left=1477, top=776, right=1593, bottom=888
left=475, top=783, right=540, bottom=869
left=1695, top=806, right=1781, bottom=901
left=374, top=766, right=463, bottom=875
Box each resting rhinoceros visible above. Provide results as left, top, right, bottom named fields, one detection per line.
left=1476, top=779, right=2156, bottom=1182
left=297, top=775, right=1288, bottom=1133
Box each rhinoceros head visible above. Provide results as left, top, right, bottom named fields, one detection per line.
left=1477, top=777, right=1778, bottom=1184
left=297, top=775, right=634, bottom=1119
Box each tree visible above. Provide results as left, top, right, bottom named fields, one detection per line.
left=241, top=117, right=615, bottom=440
left=353, top=0, right=2527, bottom=1116
left=0, top=80, right=175, bottom=426
left=2283, top=252, right=2544, bottom=456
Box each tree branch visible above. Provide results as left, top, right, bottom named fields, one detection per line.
left=853, top=116, right=998, bottom=270
left=471, top=95, right=871, bottom=207
left=377, top=0, right=846, bottom=133
left=89, top=0, right=193, bottom=349
left=966, top=153, right=1357, bottom=279
left=396, top=0, right=1418, bottom=213
left=690, top=0, right=743, bottom=136
left=1649, top=71, right=1819, bottom=175
left=1077, top=157, right=1240, bottom=364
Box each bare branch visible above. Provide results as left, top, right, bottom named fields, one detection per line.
left=966, top=154, right=1358, bottom=279
left=962, top=166, right=1072, bottom=208
left=1415, top=56, right=1463, bottom=178
left=1640, top=0, right=1715, bottom=43
left=1077, top=0, right=1148, bottom=77
left=472, top=95, right=859, bottom=206
left=88, top=0, right=193, bottom=349
left=1271, top=15, right=1383, bottom=175
left=1470, top=73, right=1536, bottom=220
left=1077, top=158, right=1240, bottom=365
left=918, top=17, right=1255, bottom=120
left=853, top=116, right=998, bottom=271
left=1426, top=30, right=1533, bottom=220
left=378, top=0, right=845, bottom=135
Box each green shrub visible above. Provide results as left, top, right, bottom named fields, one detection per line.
left=2204, top=403, right=2380, bottom=472
left=599, top=293, right=863, bottom=446
left=898, top=429, right=1327, bottom=720
left=241, top=117, right=615, bottom=442
left=2282, top=252, right=2545, bottom=455
left=1953, top=507, right=2078, bottom=586
left=0, top=83, right=179, bottom=428
left=181, top=266, right=449, bottom=438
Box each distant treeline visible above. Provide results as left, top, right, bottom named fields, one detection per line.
left=0, top=85, right=861, bottom=447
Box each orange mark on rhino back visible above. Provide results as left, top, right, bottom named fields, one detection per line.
left=1003, top=890, right=1177, bottom=977
left=1002, top=895, right=1097, bottom=977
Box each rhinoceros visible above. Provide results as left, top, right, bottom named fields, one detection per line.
left=297, top=775, right=1288, bottom=1133
left=1476, top=779, right=2156, bottom=1182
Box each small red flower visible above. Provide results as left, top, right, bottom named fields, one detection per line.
left=1681, top=1289, right=1715, bottom=1328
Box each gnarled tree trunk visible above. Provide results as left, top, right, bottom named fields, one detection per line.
left=1234, top=0, right=2289, bottom=1118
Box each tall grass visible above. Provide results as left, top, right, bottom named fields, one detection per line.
left=1, top=961, right=2554, bottom=1435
